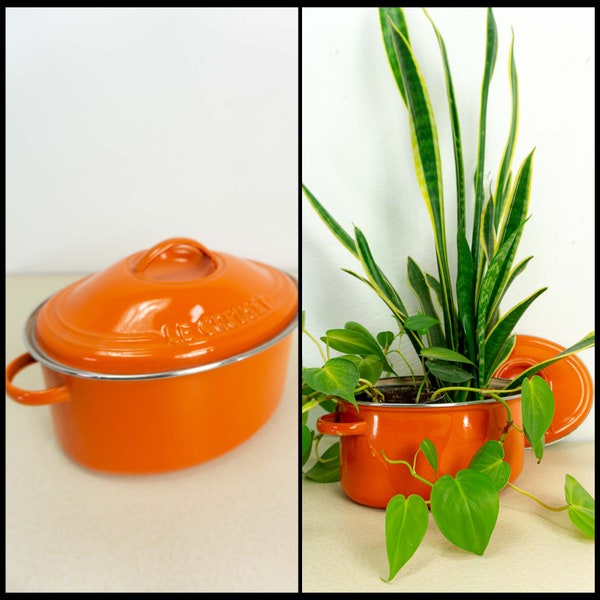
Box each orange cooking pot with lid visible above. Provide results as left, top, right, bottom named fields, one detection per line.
left=6, top=237, right=298, bottom=474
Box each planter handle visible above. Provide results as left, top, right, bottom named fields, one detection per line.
left=6, top=353, right=70, bottom=406
left=316, top=412, right=367, bottom=437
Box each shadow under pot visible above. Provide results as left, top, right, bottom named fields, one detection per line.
left=316, top=377, right=523, bottom=509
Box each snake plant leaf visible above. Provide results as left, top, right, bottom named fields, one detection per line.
left=472, top=7, right=498, bottom=271
left=421, top=347, right=475, bottom=365
left=379, top=8, right=410, bottom=106
left=565, top=474, right=595, bottom=539
left=340, top=268, right=384, bottom=298
left=483, top=287, right=547, bottom=384
left=493, top=33, right=519, bottom=229
left=494, top=150, right=535, bottom=258
left=383, top=494, right=429, bottom=582
left=423, top=8, right=466, bottom=234
left=508, top=332, right=595, bottom=388
left=407, top=257, right=445, bottom=347
left=431, top=469, right=499, bottom=555
left=476, top=222, right=526, bottom=384
left=302, top=424, right=313, bottom=467
left=389, top=23, right=442, bottom=237
left=486, top=335, right=517, bottom=387
left=521, top=376, right=554, bottom=461
left=424, top=272, right=443, bottom=307
left=304, top=441, right=340, bottom=483
left=353, top=226, right=424, bottom=359
left=481, top=194, right=496, bottom=265
left=456, top=229, right=476, bottom=360
left=302, top=357, right=360, bottom=406
left=478, top=220, right=527, bottom=330
left=420, top=438, right=438, bottom=474
left=388, top=19, right=456, bottom=352
left=425, top=360, right=473, bottom=384
left=468, top=440, right=511, bottom=492
left=353, top=226, right=405, bottom=315
left=497, top=255, right=534, bottom=307
left=340, top=268, right=420, bottom=359
left=302, top=184, right=356, bottom=256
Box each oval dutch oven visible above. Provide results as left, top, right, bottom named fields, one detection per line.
left=6, top=237, right=298, bottom=474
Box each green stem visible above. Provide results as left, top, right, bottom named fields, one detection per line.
left=313, top=435, right=338, bottom=465
left=302, top=399, right=320, bottom=413
left=356, top=379, right=385, bottom=402
left=507, top=482, right=569, bottom=512
left=302, top=327, right=327, bottom=363
left=381, top=449, right=433, bottom=488
left=428, top=385, right=524, bottom=441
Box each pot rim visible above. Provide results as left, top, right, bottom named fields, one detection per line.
left=24, top=296, right=297, bottom=381
left=350, top=376, right=520, bottom=408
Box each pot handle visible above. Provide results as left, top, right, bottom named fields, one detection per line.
left=5, top=353, right=70, bottom=406
left=134, top=237, right=216, bottom=276
left=316, top=412, right=367, bottom=437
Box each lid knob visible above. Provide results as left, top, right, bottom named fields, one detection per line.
left=134, top=237, right=218, bottom=281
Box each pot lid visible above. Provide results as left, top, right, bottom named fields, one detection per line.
left=29, top=237, right=297, bottom=377
left=494, top=334, right=594, bottom=445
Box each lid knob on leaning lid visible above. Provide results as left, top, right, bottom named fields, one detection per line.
left=30, top=237, right=298, bottom=377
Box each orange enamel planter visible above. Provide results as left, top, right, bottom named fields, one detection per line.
left=6, top=238, right=297, bottom=474
left=316, top=379, right=523, bottom=509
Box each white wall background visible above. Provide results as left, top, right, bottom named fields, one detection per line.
left=6, top=7, right=298, bottom=274
left=302, top=8, right=594, bottom=441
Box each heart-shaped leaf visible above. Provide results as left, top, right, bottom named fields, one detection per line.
left=430, top=469, right=499, bottom=555
left=383, top=494, right=429, bottom=582
left=377, top=330, right=395, bottom=351
left=302, top=357, right=360, bottom=405
left=420, top=346, right=475, bottom=365
left=425, top=360, right=473, bottom=383
left=521, top=375, right=554, bottom=461
left=324, top=323, right=393, bottom=372
left=322, top=328, right=379, bottom=357
left=420, top=438, right=438, bottom=474
left=405, top=314, right=440, bottom=333
left=338, top=354, right=383, bottom=384
left=468, top=440, right=511, bottom=491
left=565, top=474, right=595, bottom=539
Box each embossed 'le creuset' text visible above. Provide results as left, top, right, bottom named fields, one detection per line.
left=160, top=296, right=272, bottom=342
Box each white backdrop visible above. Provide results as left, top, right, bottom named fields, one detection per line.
left=6, top=7, right=298, bottom=274
left=302, top=8, right=594, bottom=440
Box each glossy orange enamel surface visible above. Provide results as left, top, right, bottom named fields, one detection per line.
left=6, top=353, right=70, bottom=406
left=44, top=334, right=292, bottom=474
left=32, top=237, right=298, bottom=375
left=7, top=334, right=292, bottom=474
left=6, top=238, right=297, bottom=473
left=317, top=397, right=524, bottom=508
left=494, top=334, right=594, bottom=445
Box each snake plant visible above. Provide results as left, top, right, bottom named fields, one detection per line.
left=302, top=7, right=594, bottom=581
left=302, top=7, right=593, bottom=405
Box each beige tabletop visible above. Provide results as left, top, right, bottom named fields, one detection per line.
left=5, top=274, right=299, bottom=593
left=302, top=439, right=594, bottom=593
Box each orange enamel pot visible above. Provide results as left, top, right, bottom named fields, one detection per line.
left=316, top=378, right=523, bottom=508
left=6, top=237, right=297, bottom=474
